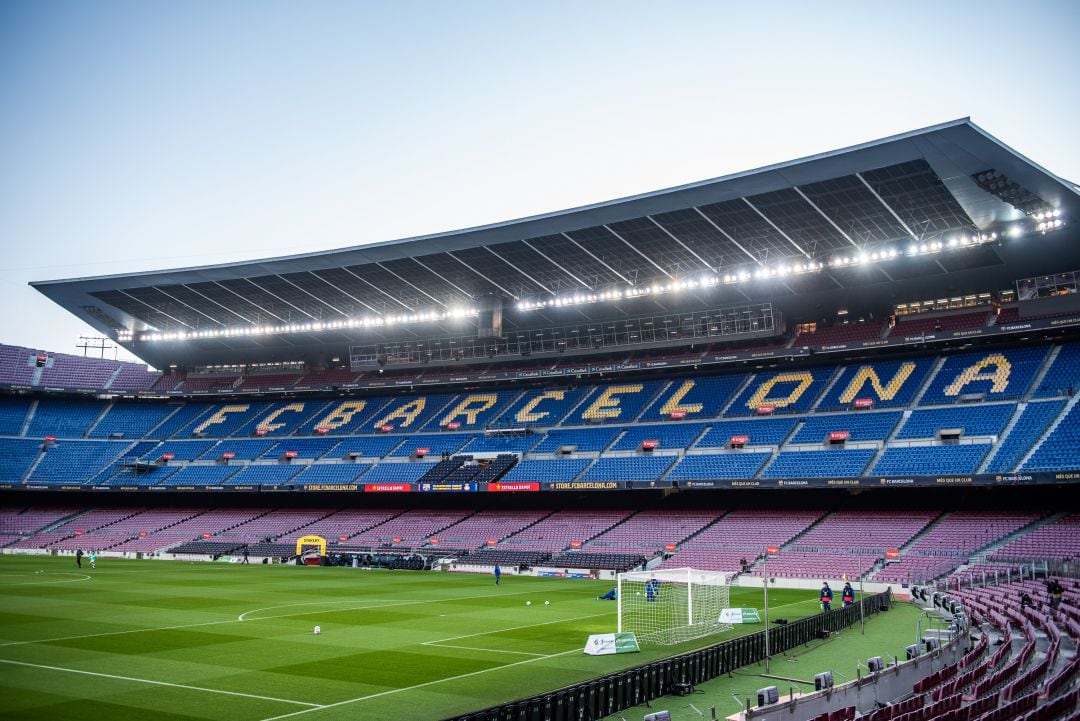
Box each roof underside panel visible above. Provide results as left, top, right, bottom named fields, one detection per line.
left=378, top=257, right=472, bottom=307
left=696, top=198, right=804, bottom=263
left=123, top=286, right=208, bottom=330
left=564, top=226, right=661, bottom=283
left=861, top=159, right=975, bottom=239
left=487, top=240, right=588, bottom=295
left=606, top=216, right=712, bottom=277
left=452, top=246, right=550, bottom=298
left=217, top=278, right=298, bottom=324
left=412, top=251, right=503, bottom=299
left=525, top=234, right=625, bottom=288
left=184, top=280, right=264, bottom=323
left=796, top=174, right=911, bottom=245
left=278, top=271, right=368, bottom=318
left=312, top=267, right=396, bottom=315
left=344, top=263, right=432, bottom=311
left=649, top=208, right=750, bottom=268
left=745, top=187, right=854, bottom=256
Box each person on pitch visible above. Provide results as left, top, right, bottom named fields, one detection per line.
left=842, top=581, right=855, bottom=607
left=820, top=581, right=833, bottom=612
left=494, top=563, right=501, bottom=586
left=597, top=587, right=618, bottom=600
left=645, top=578, right=660, bottom=602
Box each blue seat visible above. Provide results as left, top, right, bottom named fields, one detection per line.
left=638, top=375, right=748, bottom=421
left=501, top=458, right=591, bottom=483
left=610, top=423, right=707, bottom=451
left=0, top=399, right=31, bottom=436
left=790, top=412, right=902, bottom=443
left=897, top=405, right=1014, bottom=439
left=667, top=453, right=772, bottom=480
left=385, top=433, right=471, bottom=457
left=580, top=456, right=676, bottom=482
left=724, top=367, right=833, bottom=417
left=201, top=439, right=277, bottom=461
left=224, top=464, right=304, bottom=484
left=27, top=400, right=106, bottom=438
left=160, top=465, right=241, bottom=485
left=985, top=401, right=1064, bottom=472
left=763, top=449, right=876, bottom=478
left=816, top=358, right=935, bottom=410
left=28, top=441, right=131, bottom=483
left=1034, top=343, right=1080, bottom=398
left=919, top=347, right=1048, bottom=405
left=358, top=462, right=434, bottom=484
left=260, top=438, right=341, bottom=460
left=89, top=403, right=175, bottom=439
left=563, top=381, right=667, bottom=425
left=325, top=436, right=406, bottom=459
left=141, top=440, right=216, bottom=461
left=1023, top=404, right=1080, bottom=472
left=0, top=438, right=42, bottom=481
left=289, top=464, right=374, bottom=484
left=872, top=444, right=992, bottom=475
left=532, top=428, right=621, bottom=453
left=696, top=418, right=798, bottom=447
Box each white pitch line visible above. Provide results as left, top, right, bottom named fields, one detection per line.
left=423, top=610, right=612, bottom=645
left=257, top=648, right=582, bottom=721
left=0, top=618, right=242, bottom=649
left=237, top=587, right=547, bottom=622
left=0, top=658, right=323, bottom=708
left=0, top=572, right=92, bottom=586
left=422, top=642, right=548, bottom=657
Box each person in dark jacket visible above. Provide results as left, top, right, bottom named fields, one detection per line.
left=842, top=582, right=855, bottom=607
left=75, top=548, right=83, bottom=568
left=820, top=581, right=833, bottom=612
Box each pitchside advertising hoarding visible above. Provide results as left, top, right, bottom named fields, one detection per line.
left=1, top=472, right=1073, bottom=494
left=718, top=608, right=761, bottom=624
left=583, top=632, right=640, bottom=656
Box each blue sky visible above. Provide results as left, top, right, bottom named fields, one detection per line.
left=2, top=1, right=1078, bottom=365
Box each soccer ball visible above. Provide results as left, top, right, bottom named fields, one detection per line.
left=544, top=601, right=550, bottom=605
left=313, top=625, right=321, bottom=635
left=526, top=601, right=532, bottom=606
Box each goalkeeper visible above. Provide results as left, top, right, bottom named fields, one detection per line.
left=597, top=587, right=618, bottom=600
left=645, top=578, right=660, bottom=602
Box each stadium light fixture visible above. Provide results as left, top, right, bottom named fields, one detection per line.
left=510, top=215, right=1066, bottom=317
left=136, top=305, right=479, bottom=342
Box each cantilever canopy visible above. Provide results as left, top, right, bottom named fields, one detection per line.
left=32, top=119, right=1080, bottom=369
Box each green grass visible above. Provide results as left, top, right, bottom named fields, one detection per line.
left=0, top=556, right=911, bottom=721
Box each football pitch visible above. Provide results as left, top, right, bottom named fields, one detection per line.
left=0, top=556, right=873, bottom=721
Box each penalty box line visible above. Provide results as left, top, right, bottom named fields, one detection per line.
left=258, top=648, right=583, bottom=721
left=0, top=657, right=323, bottom=708
left=421, top=610, right=612, bottom=651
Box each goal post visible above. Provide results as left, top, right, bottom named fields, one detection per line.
left=617, top=568, right=732, bottom=645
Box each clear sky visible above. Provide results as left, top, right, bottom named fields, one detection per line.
left=2, top=0, right=1078, bottom=367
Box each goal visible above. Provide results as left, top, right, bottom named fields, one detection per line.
left=617, top=568, right=732, bottom=645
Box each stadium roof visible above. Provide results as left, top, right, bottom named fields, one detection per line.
left=33, top=118, right=1080, bottom=368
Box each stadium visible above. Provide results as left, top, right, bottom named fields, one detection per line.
left=3, top=119, right=1080, bottom=721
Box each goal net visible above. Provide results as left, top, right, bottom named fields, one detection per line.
left=617, top=568, right=732, bottom=645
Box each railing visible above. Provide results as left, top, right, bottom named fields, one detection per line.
left=351, top=303, right=778, bottom=367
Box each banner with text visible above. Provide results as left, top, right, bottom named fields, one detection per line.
left=583, top=632, right=641, bottom=656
